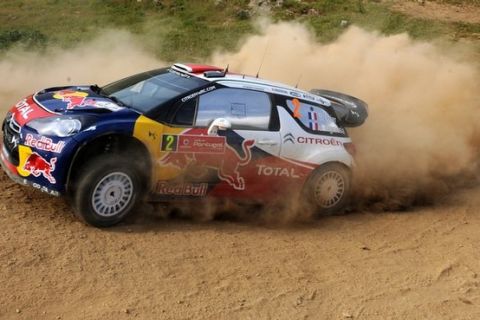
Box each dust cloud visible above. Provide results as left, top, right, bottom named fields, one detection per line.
left=0, top=30, right=161, bottom=111
left=211, top=22, right=480, bottom=211
left=1, top=21, right=479, bottom=217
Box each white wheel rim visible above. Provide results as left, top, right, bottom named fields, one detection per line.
left=314, top=170, right=345, bottom=208
left=91, top=172, right=133, bottom=217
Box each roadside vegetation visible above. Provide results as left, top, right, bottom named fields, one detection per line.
left=0, top=0, right=479, bottom=61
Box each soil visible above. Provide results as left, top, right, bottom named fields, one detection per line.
left=389, top=0, right=480, bottom=25
left=2, top=170, right=480, bottom=319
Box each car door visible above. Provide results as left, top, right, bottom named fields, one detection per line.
left=185, top=87, right=281, bottom=197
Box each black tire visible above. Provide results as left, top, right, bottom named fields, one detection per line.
left=303, top=163, right=351, bottom=216
left=72, top=154, right=144, bottom=227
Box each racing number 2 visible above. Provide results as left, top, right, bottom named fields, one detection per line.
left=161, top=135, right=178, bottom=152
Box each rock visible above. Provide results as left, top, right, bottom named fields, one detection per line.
left=236, top=9, right=251, bottom=20
left=294, top=296, right=303, bottom=306
left=340, top=20, right=349, bottom=28
left=15, top=309, right=21, bottom=313
left=459, top=297, right=473, bottom=305
left=343, top=312, right=353, bottom=319
left=123, top=308, right=130, bottom=314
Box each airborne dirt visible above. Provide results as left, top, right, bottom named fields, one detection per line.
left=2, top=21, right=480, bottom=319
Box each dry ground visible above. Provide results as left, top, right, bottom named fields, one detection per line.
left=390, top=0, right=480, bottom=24
left=1, top=170, right=480, bottom=319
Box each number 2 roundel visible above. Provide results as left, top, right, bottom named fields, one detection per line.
left=161, top=135, right=178, bottom=151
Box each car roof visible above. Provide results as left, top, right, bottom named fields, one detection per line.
left=171, top=63, right=332, bottom=107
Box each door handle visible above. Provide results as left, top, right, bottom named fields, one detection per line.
left=257, top=139, right=278, bottom=146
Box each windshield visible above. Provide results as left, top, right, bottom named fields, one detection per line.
left=101, top=68, right=208, bottom=113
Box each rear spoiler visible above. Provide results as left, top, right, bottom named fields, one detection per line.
left=310, top=89, right=368, bottom=127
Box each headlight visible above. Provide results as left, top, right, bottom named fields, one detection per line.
left=27, top=117, right=82, bottom=137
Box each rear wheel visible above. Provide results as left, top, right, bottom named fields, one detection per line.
left=304, top=163, right=351, bottom=216
left=72, top=154, right=143, bottom=227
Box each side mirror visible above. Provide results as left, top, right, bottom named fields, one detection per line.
left=207, top=118, right=232, bottom=136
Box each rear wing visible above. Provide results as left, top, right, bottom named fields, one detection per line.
left=310, top=89, right=368, bottom=127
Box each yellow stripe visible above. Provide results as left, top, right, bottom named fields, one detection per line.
left=17, top=145, right=33, bottom=177
left=133, top=115, right=185, bottom=182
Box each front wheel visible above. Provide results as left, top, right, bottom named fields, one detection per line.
left=73, top=155, right=143, bottom=227
left=304, top=163, right=351, bottom=216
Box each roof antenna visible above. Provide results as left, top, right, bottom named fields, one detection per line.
left=295, top=74, right=303, bottom=89
left=224, top=64, right=229, bottom=74
left=256, top=40, right=269, bottom=78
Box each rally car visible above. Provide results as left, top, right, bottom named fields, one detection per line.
left=1, top=63, right=368, bottom=227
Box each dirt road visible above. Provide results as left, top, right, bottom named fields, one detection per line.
left=1, top=170, right=480, bottom=320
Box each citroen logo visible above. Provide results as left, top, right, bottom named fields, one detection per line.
left=10, top=135, right=19, bottom=149
left=283, top=133, right=295, bottom=144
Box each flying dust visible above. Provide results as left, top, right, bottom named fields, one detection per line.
left=1, top=22, right=479, bottom=221
left=0, top=30, right=161, bottom=110
left=211, top=22, right=480, bottom=212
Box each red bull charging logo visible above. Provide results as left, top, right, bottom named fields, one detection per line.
left=53, top=90, right=89, bottom=109
left=53, top=90, right=123, bottom=111
left=23, top=153, right=57, bottom=184
left=160, top=133, right=255, bottom=191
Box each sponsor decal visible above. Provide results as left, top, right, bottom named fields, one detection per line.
left=53, top=90, right=122, bottom=111
left=283, top=133, right=295, bottom=144
left=292, top=98, right=302, bottom=119
left=155, top=182, right=208, bottom=196
left=296, top=136, right=342, bottom=146
left=161, top=135, right=225, bottom=154
left=256, top=164, right=300, bottom=178
left=350, top=109, right=361, bottom=118
left=160, top=133, right=254, bottom=190
left=290, top=91, right=302, bottom=98
left=24, top=134, right=65, bottom=153
left=282, top=133, right=342, bottom=146
left=271, top=87, right=289, bottom=95
left=241, top=84, right=265, bottom=92
left=302, top=93, right=317, bottom=101
left=82, top=99, right=123, bottom=111
left=8, top=133, right=19, bottom=150
left=23, top=152, right=57, bottom=184
left=15, top=99, right=34, bottom=119
left=168, top=68, right=191, bottom=78
left=181, top=86, right=215, bottom=102
left=32, top=183, right=60, bottom=196
left=148, top=131, right=157, bottom=140
left=53, top=90, right=88, bottom=109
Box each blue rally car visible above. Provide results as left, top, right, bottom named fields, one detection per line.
left=1, top=63, right=367, bottom=227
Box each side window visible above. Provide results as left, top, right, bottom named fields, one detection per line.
left=286, top=99, right=344, bottom=134
left=172, top=98, right=196, bottom=126
left=195, top=88, right=272, bottom=130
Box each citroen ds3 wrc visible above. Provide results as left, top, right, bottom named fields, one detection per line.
left=1, top=63, right=368, bottom=227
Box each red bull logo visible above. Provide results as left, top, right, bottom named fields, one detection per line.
left=160, top=135, right=255, bottom=191
left=23, top=153, right=57, bottom=184
left=53, top=90, right=88, bottom=109
left=53, top=90, right=122, bottom=111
